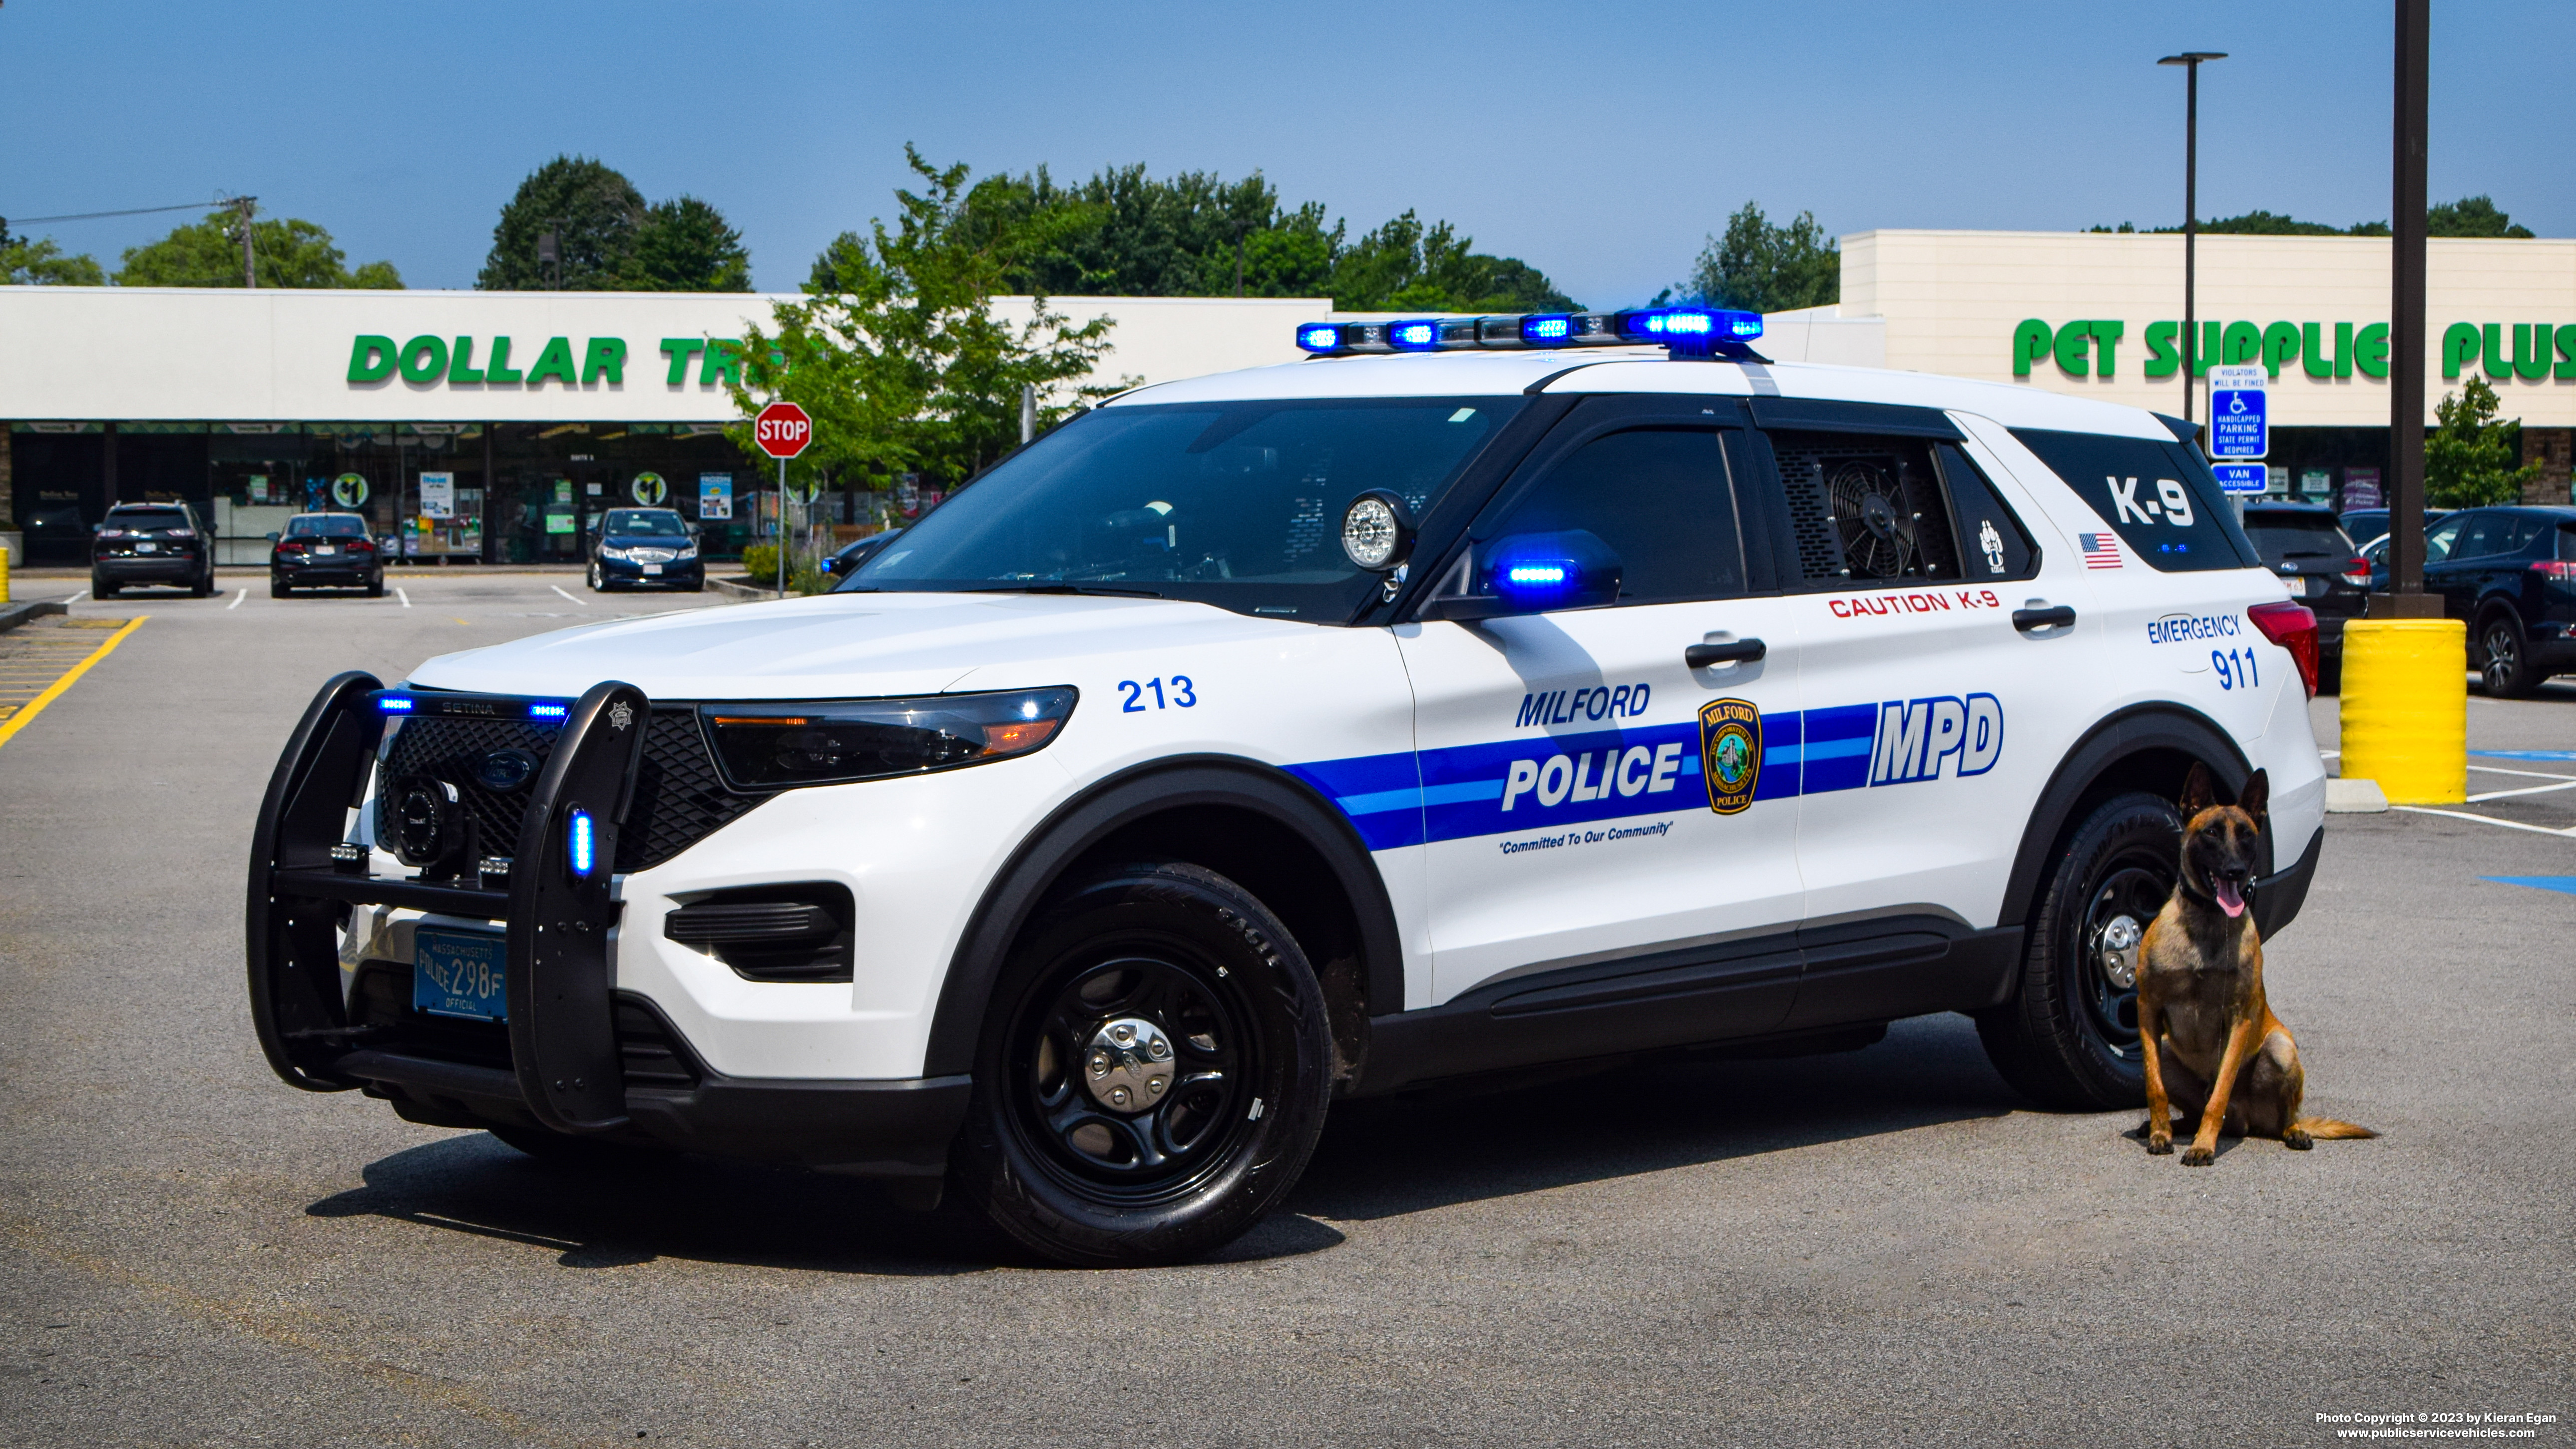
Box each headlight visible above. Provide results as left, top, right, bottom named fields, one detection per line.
left=702, top=687, right=1077, bottom=790
left=677, top=543, right=699, bottom=559
left=598, top=545, right=630, bottom=561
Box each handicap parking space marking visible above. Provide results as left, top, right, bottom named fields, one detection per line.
left=2481, top=876, right=2576, bottom=896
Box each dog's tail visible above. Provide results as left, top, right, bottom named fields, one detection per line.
left=2294, top=1117, right=2378, bottom=1140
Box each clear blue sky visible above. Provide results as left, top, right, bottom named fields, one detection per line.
left=3, top=0, right=2566, bottom=307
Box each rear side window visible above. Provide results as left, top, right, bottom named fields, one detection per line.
left=1768, top=430, right=1963, bottom=586
left=1483, top=428, right=1746, bottom=603
left=2243, top=514, right=2356, bottom=565
left=1935, top=443, right=2037, bottom=581
left=2009, top=428, right=2257, bottom=571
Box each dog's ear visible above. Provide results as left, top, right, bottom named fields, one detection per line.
left=2237, top=768, right=2269, bottom=823
left=2180, top=761, right=2216, bottom=818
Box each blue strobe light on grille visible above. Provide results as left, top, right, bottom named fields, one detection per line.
left=527, top=701, right=569, bottom=721
left=567, top=808, right=596, bottom=877
left=378, top=694, right=415, bottom=714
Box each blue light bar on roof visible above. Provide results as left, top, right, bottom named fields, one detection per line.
left=1293, top=308, right=1762, bottom=360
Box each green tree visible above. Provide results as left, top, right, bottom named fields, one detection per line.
left=737, top=147, right=1121, bottom=496
left=2425, top=377, right=2542, bottom=507
left=113, top=211, right=401, bottom=288
left=1329, top=211, right=1578, bottom=313
left=1, top=224, right=105, bottom=285
left=478, top=155, right=645, bottom=289
left=626, top=196, right=753, bottom=291
left=1680, top=202, right=1838, bottom=313
left=2426, top=195, right=2535, bottom=239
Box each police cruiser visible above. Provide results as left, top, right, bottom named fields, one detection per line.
left=248, top=306, right=2326, bottom=1266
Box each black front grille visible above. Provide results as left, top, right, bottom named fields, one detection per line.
left=375, top=704, right=769, bottom=872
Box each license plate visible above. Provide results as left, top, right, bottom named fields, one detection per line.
left=642, top=563, right=662, bottom=575
left=415, top=928, right=507, bottom=1020
left=137, top=541, right=158, bottom=553
left=316, top=545, right=337, bottom=555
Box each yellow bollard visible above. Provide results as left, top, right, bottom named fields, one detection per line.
left=2338, top=618, right=2467, bottom=804
left=0, top=540, right=10, bottom=603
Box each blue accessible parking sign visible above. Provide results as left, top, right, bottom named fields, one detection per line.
left=2211, top=463, right=2268, bottom=494
left=2208, top=364, right=2268, bottom=459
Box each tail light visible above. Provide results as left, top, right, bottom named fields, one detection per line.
left=2341, top=556, right=2373, bottom=585
left=349, top=539, right=376, bottom=553
left=2533, top=560, right=2576, bottom=581
left=279, top=540, right=308, bottom=554
left=2247, top=600, right=2321, bottom=697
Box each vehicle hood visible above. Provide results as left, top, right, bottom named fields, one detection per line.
left=406, top=590, right=1318, bottom=700
left=601, top=533, right=693, bottom=548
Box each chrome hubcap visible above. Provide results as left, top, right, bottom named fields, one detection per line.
left=1084, top=1016, right=1175, bottom=1113
left=2097, top=914, right=2143, bottom=990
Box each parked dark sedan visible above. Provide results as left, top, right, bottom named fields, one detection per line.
left=92, top=501, right=215, bottom=598
left=268, top=512, right=384, bottom=597
left=587, top=507, right=704, bottom=591
left=2241, top=502, right=2370, bottom=689
left=2337, top=506, right=2451, bottom=548
left=2362, top=505, right=2576, bottom=695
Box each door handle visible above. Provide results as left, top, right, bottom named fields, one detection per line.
left=2012, top=605, right=2077, bottom=632
left=1685, top=638, right=1766, bottom=668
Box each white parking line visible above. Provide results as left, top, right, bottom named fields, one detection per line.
left=2393, top=806, right=2576, bottom=838
left=550, top=585, right=588, bottom=606
left=227, top=588, right=247, bottom=610
left=2466, top=779, right=2576, bottom=803
left=396, top=587, right=411, bottom=608
left=60, top=588, right=87, bottom=604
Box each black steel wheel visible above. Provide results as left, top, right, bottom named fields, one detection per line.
left=953, top=861, right=1331, bottom=1267
left=2479, top=611, right=2540, bottom=697
left=1977, top=791, right=2178, bottom=1110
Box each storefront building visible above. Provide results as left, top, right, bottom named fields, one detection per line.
left=1773, top=230, right=2576, bottom=509
left=0, top=288, right=1323, bottom=565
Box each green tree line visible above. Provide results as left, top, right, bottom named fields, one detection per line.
left=3, top=208, right=401, bottom=287
left=2090, top=194, right=2537, bottom=238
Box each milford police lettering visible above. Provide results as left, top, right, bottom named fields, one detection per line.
left=1288, top=693, right=2011, bottom=852
left=1515, top=683, right=1651, bottom=728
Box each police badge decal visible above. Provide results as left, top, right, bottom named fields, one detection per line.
left=1698, top=698, right=1761, bottom=815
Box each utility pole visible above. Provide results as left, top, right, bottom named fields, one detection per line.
left=228, top=195, right=260, bottom=288
left=2157, top=52, right=2224, bottom=428
left=2377, top=0, right=2436, bottom=617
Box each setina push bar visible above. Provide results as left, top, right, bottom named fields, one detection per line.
left=245, top=672, right=650, bottom=1134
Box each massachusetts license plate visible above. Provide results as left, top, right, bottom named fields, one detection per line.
left=642, top=563, right=662, bottom=575
left=137, top=541, right=159, bottom=553
left=316, top=544, right=337, bottom=555
left=415, top=928, right=507, bottom=1020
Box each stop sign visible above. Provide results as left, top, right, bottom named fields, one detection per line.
left=753, top=401, right=813, bottom=459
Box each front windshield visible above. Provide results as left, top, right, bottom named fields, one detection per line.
left=848, top=396, right=1527, bottom=619
left=604, top=509, right=687, bottom=536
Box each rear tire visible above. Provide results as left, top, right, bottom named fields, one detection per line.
left=270, top=576, right=290, bottom=598
left=1977, top=792, right=2179, bottom=1111
left=91, top=572, right=117, bottom=599
left=192, top=569, right=215, bottom=598
left=366, top=574, right=385, bottom=598
left=951, top=861, right=1332, bottom=1268
left=2478, top=610, right=2541, bottom=698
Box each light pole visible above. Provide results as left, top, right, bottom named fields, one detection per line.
left=2157, top=51, right=2225, bottom=428
left=2380, top=0, right=2433, bottom=616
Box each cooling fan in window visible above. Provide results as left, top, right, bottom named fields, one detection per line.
left=1827, top=459, right=1916, bottom=579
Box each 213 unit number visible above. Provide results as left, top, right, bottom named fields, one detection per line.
left=1119, top=675, right=1198, bottom=712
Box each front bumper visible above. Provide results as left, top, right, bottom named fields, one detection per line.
left=597, top=554, right=703, bottom=586
left=245, top=673, right=966, bottom=1180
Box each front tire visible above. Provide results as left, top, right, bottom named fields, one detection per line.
left=952, top=862, right=1332, bottom=1268
left=587, top=560, right=607, bottom=592
left=2478, top=610, right=2541, bottom=698
left=1977, top=792, right=2179, bottom=1111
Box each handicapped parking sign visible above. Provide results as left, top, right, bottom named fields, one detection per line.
left=2208, top=364, right=2267, bottom=460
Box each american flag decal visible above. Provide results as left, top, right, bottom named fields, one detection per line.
left=2079, top=532, right=2123, bottom=569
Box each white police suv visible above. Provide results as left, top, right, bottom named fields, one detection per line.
left=249, top=306, right=2327, bottom=1266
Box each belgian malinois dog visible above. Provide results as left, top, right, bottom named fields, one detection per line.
left=2138, top=764, right=2376, bottom=1165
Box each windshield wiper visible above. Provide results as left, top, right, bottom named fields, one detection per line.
left=979, top=582, right=1166, bottom=599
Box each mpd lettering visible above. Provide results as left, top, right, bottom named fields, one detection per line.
left=1869, top=693, right=2004, bottom=785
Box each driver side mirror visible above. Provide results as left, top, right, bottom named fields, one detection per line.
left=1418, top=530, right=1624, bottom=620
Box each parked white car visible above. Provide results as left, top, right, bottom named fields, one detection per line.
left=249, top=307, right=2327, bottom=1266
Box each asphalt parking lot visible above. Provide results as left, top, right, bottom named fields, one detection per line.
left=2, top=571, right=2569, bottom=1448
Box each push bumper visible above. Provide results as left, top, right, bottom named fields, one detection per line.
left=244, top=672, right=965, bottom=1179
left=2251, top=824, right=2323, bottom=941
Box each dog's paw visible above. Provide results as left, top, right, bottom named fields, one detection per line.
left=2180, top=1143, right=2216, bottom=1166
left=2145, top=1133, right=2173, bottom=1155
left=2283, top=1128, right=2313, bottom=1150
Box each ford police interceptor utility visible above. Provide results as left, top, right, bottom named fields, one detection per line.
left=248, top=306, right=2326, bottom=1267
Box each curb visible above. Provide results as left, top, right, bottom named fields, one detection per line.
left=707, top=576, right=779, bottom=601
left=0, top=600, right=70, bottom=635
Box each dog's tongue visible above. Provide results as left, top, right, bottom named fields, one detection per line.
left=2213, top=876, right=2246, bottom=918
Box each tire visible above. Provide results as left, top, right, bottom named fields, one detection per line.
left=191, top=568, right=214, bottom=598
left=951, top=861, right=1333, bottom=1268
left=270, top=576, right=289, bottom=599
left=685, top=577, right=705, bottom=593
left=365, top=574, right=385, bottom=598
left=1977, top=791, right=2179, bottom=1111
left=91, top=572, right=118, bottom=599
left=2477, top=610, right=2541, bottom=698
left=587, top=560, right=606, bottom=592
